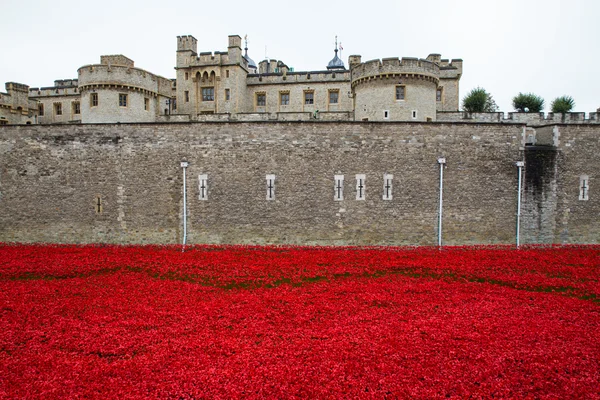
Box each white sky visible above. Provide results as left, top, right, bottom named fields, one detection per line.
left=1, top=0, right=598, bottom=114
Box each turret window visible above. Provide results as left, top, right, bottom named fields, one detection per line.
left=436, top=87, right=443, bottom=102
left=225, top=89, right=230, bottom=101
left=396, top=86, right=405, bottom=101
left=90, top=93, right=98, bottom=107
left=38, top=103, right=44, bottom=116
left=119, top=94, right=128, bottom=107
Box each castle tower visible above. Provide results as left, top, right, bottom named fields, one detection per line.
left=351, top=57, right=440, bottom=122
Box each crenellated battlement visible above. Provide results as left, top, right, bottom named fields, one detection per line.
left=177, top=35, right=198, bottom=54
left=436, top=111, right=600, bottom=125
left=351, top=57, right=440, bottom=87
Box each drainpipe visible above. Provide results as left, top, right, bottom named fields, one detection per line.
left=516, top=161, right=524, bottom=247
left=181, top=161, right=189, bottom=248
left=437, top=158, right=446, bottom=248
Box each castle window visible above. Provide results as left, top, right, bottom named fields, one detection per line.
left=280, top=92, right=290, bottom=106
left=119, top=94, right=128, bottom=107
left=198, top=174, right=208, bottom=201
left=184, top=91, right=189, bottom=103
left=334, top=175, right=344, bottom=201
left=172, top=98, right=177, bottom=110
left=72, top=101, right=80, bottom=115
left=396, top=85, right=405, bottom=101
left=226, top=70, right=230, bottom=78
left=304, top=91, right=314, bottom=105
left=383, top=173, right=393, bottom=200
left=383, top=110, right=389, bottom=120
left=38, top=103, right=44, bottom=116
left=185, top=72, right=189, bottom=80
left=225, top=89, right=230, bottom=101
left=202, top=87, right=214, bottom=102
left=329, top=90, right=339, bottom=104
left=144, top=98, right=149, bottom=111
left=579, top=175, right=589, bottom=201
left=436, top=87, right=443, bottom=102
left=0, top=119, right=7, bottom=125
left=356, top=174, right=366, bottom=201
left=266, top=174, right=275, bottom=200
left=412, top=110, right=418, bottom=119
left=256, top=93, right=266, bottom=107
left=90, top=93, right=98, bottom=107
left=54, top=102, right=62, bottom=116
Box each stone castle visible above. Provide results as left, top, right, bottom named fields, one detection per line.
left=2, top=34, right=598, bottom=126
left=0, top=34, right=598, bottom=246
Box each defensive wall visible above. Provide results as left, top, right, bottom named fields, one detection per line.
left=0, top=122, right=597, bottom=245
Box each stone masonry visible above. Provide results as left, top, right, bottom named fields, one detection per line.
left=2, top=121, right=596, bottom=245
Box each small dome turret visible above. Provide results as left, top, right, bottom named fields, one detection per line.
left=327, top=36, right=345, bottom=70
left=243, top=35, right=257, bottom=70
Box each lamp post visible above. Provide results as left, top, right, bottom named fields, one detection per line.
left=181, top=161, right=189, bottom=248
left=516, top=161, right=524, bottom=247
left=437, top=158, right=446, bottom=248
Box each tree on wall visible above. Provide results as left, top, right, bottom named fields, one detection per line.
left=512, top=93, right=545, bottom=112
left=462, top=87, right=498, bottom=113
left=550, top=96, right=575, bottom=113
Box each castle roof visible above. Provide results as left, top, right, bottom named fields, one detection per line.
left=244, top=49, right=256, bottom=69
left=327, top=37, right=345, bottom=70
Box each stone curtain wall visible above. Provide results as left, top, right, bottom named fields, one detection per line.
left=2, top=121, right=595, bottom=246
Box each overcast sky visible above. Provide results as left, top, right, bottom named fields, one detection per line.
left=2, top=0, right=598, bottom=114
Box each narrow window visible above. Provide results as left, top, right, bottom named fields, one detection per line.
left=436, top=87, right=443, bottom=102
left=185, top=90, right=190, bottom=103
left=38, top=103, right=44, bottom=116
left=95, top=196, right=103, bottom=214
left=412, top=110, right=418, bottom=119
left=225, top=89, right=230, bottom=101
left=383, top=173, right=393, bottom=200
left=304, top=91, right=314, bottom=105
left=396, top=85, right=405, bottom=100
left=334, top=175, right=344, bottom=201
left=144, top=98, right=149, bottom=111
left=198, top=174, right=208, bottom=200
left=185, top=72, right=189, bottom=80
left=356, top=174, right=366, bottom=200
left=226, top=70, right=230, bottom=78
left=54, top=102, right=62, bottom=115
left=172, top=98, right=177, bottom=110
left=119, top=93, right=128, bottom=107
left=72, top=101, right=80, bottom=115
left=329, top=90, right=339, bottom=104
left=256, top=93, right=266, bottom=107
left=383, top=110, right=389, bottom=120
left=90, top=93, right=98, bottom=107
left=280, top=92, right=290, bottom=105
left=579, top=175, right=589, bottom=201
left=266, top=174, right=275, bottom=200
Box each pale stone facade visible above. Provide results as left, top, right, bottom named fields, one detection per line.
left=29, top=79, right=81, bottom=124
left=0, top=83, right=37, bottom=125
left=2, top=33, right=598, bottom=125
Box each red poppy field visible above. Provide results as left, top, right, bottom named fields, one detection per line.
left=1, top=243, right=599, bottom=399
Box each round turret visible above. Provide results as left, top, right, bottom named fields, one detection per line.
left=351, top=57, right=439, bottom=122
